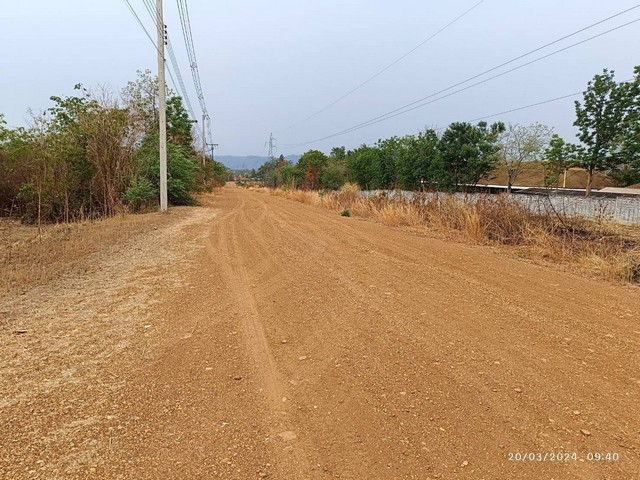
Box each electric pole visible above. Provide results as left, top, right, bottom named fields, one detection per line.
left=202, top=113, right=206, bottom=167
left=156, top=0, right=168, bottom=211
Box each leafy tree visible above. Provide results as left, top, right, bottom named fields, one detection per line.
left=296, top=150, right=328, bottom=190
left=396, top=130, right=440, bottom=190
left=544, top=134, right=577, bottom=188
left=574, top=69, right=629, bottom=196
left=375, top=137, right=401, bottom=189
left=257, top=154, right=292, bottom=188
left=320, top=159, right=347, bottom=190
left=610, top=66, right=640, bottom=186
left=134, top=133, right=198, bottom=205
left=436, top=121, right=505, bottom=190
left=280, top=164, right=297, bottom=188
left=347, top=145, right=381, bottom=190
left=498, top=123, right=552, bottom=192
left=167, top=96, right=196, bottom=150
left=122, top=69, right=159, bottom=137
left=320, top=147, right=348, bottom=190
left=330, top=146, right=346, bottom=162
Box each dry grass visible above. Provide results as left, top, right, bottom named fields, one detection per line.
left=264, top=185, right=640, bottom=284
left=0, top=212, right=174, bottom=297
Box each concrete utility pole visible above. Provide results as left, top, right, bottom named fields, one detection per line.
left=202, top=114, right=206, bottom=167
left=156, top=0, right=168, bottom=212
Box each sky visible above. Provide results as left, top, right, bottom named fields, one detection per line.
left=1, top=0, right=639, bottom=157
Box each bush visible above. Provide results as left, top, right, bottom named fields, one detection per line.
left=123, top=177, right=157, bottom=212
left=340, top=209, right=351, bottom=217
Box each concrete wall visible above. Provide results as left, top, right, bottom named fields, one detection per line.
left=359, top=190, right=640, bottom=224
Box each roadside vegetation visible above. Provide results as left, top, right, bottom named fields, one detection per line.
left=0, top=70, right=228, bottom=225
left=257, top=67, right=640, bottom=195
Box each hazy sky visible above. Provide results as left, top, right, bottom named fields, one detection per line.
left=1, top=1, right=639, bottom=156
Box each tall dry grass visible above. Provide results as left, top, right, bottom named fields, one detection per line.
left=265, top=184, right=640, bottom=284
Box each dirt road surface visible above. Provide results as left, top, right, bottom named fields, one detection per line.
left=1, top=185, right=639, bottom=479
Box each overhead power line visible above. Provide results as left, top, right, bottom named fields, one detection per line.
left=176, top=0, right=213, bottom=145
left=433, top=91, right=583, bottom=133
left=460, top=75, right=636, bottom=127
left=176, top=0, right=209, bottom=116
left=285, top=7, right=640, bottom=148
left=281, top=0, right=487, bottom=131
left=140, top=0, right=197, bottom=120
left=122, top=0, right=180, bottom=93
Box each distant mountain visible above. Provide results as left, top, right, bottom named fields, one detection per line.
left=216, top=155, right=300, bottom=171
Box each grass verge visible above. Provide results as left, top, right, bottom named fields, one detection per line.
left=0, top=212, right=174, bottom=297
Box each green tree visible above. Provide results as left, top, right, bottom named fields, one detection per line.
left=320, top=147, right=348, bottom=190
left=544, top=134, right=577, bottom=188
left=574, top=69, right=629, bottom=196
left=375, top=137, right=401, bottom=189
left=610, top=66, right=640, bottom=186
left=167, top=96, right=196, bottom=150
left=296, top=150, right=328, bottom=190
left=347, top=145, right=381, bottom=190
left=396, top=130, right=440, bottom=190
left=436, top=121, right=505, bottom=190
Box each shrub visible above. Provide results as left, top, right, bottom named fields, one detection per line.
left=123, top=177, right=157, bottom=212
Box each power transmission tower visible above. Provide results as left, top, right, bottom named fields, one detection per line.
left=202, top=113, right=206, bottom=167
left=267, top=132, right=277, bottom=162
left=156, top=0, right=168, bottom=211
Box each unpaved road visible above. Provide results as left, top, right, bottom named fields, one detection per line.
left=1, top=185, right=639, bottom=479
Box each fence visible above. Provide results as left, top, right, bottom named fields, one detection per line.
left=359, top=190, right=640, bottom=224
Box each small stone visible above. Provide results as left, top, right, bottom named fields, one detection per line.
left=514, top=388, right=522, bottom=393
left=461, top=460, right=469, bottom=467
left=14, top=329, right=28, bottom=335
left=573, top=410, right=581, bottom=416
left=580, top=429, right=592, bottom=436
left=281, top=339, right=288, bottom=344
left=233, top=376, right=242, bottom=381
left=258, top=472, right=268, bottom=478
left=298, top=356, right=307, bottom=361
left=278, top=431, right=297, bottom=442
left=494, top=361, right=501, bottom=365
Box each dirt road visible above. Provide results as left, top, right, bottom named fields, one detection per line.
left=1, top=185, right=639, bottom=479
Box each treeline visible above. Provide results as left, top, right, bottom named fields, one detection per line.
left=259, top=67, right=640, bottom=196
left=0, top=70, right=228, bottom=223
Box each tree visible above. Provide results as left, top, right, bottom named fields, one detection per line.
left=296, top=150, right=328, bottom=190
left=544, top=134, right=577, bottom=188
left=122, top=69, right=160, bottom=138
left=574, top=69, right=628, bottom=196
left=437, top=121, right=505, bottom=190
left=167, top=96, right=196, bottom=150
left=321, top=147, right=347, bottom=190
left=610, top=66, right=640, bottom=186
left=346, top=145, right=381, bottom=190
left=396, top=130, right=440, bottom=190
left=498, top=123, right=552, bottom=193
left=375, top=137, right=401, bottom=189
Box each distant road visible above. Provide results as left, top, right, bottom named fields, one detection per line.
left=1, top=185, right=639, bottom=479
